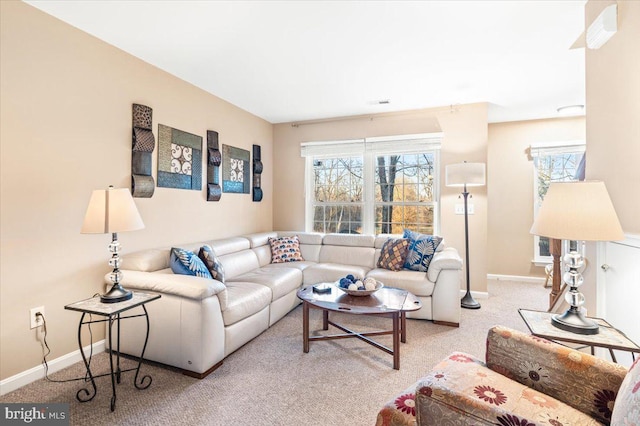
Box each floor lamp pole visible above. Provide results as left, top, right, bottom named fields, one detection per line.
left=461, top=184, right=480, bottom=309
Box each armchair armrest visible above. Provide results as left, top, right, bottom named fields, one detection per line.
left=427, top=247, right=462, bottom=282
left=486, top=325, right=627, bottom=423
left=109, top=270, right=226, bottom=300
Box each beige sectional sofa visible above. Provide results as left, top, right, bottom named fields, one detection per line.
left=111, top=231, right=463, bottom=378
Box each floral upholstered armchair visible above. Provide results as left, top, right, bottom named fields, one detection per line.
left=376, top=325, right=639, bottom=426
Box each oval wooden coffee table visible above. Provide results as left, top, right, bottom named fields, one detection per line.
left=296, top=284, right=421, bottom=370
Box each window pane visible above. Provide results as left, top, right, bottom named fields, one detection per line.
left=403, top=184, right=419, bottom=202
left=308, top=145, right=438, bottom=235
left=374, top=152, right=437, bottom=234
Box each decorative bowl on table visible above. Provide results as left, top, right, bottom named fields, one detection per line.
left=337, top=275, right=383, bottom=296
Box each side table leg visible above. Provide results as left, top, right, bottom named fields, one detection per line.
left=134, top=305, right=153, bottom=390
left=322, top=309, right=329, bottom=330
left=75, top=313, right=97, bottom=403
left=116, top=313, right=122, bottom=384
left=303, top=301, right=310, bottom=353
left=108, top=315, right=117, bottom=412
left=392, top=312, right=400, bottom=370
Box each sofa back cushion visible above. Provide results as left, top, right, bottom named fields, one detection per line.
left=245, top=232, right=278, bottom=267
left=278, top=232, right=323, bottom=262
left=611, top=357, right=640, bottom=425
left=486, top=326, right=627, bottom=424
left=219, top=250, right=260, bottom=279
left=320, top=234, right=375, bottom=268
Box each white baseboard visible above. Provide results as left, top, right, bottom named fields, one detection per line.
left=0, top=340, right=105, bottom=396
left=487, top=274, right=545, bottom=284
left=460, top=290, right=489, bottom=300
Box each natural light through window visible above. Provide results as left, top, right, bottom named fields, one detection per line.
left=531, top=141, right=586, bottom=263
left=302, top=134, right=441, bottom=235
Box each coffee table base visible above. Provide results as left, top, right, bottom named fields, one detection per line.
left=302, top=301, right=406, bottom=370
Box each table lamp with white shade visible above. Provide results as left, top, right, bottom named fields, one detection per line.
left=81, top=186, right=145, bottom=303
left=530, top=181, right=623, bottom=334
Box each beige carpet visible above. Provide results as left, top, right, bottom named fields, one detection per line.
left=1, top=279, right=548, bottom=425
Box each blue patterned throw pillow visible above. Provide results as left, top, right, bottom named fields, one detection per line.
left=402, top=229, right=443, bottom=272
left=198, top=245, right=225, bottom=283
left=170, top=247, right=212, bottom=279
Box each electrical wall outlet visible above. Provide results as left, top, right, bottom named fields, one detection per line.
left=30, top=306, right=44, bottom=329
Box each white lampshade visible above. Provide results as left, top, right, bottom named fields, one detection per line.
left=530, top=181, right=623, bottom=242
left=445, top=162, right=486, bottom=187
left=81, top=187, right=144, bottom=234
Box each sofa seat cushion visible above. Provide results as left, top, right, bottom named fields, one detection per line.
left=220, top=281, right=271, bottom=326
left=230, top=267, right=303, bottom=301
left=263, top=261, right=316, bottom=272
left=302, top=263, right=371, bottom=286
left=366, top=268, right=434, bottom=297
left=415, top=352, right=601, bottom=426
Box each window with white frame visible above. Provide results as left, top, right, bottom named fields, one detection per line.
left=531, top=141, right=586, bottom=263
left=301, top=134, right=441, bottom=235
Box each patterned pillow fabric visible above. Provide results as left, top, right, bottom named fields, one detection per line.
left=402, top=229, right=443, bottom=272
left=377, top=238, right=409, bottom=271
left=269, top=236, right=304, bottom=263
left=198, top=245, right=225, bottom=283
left=170, top=247, right=212, bottom=279
left=610, top=357, right=640, bottom=425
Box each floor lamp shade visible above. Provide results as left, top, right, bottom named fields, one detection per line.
left=81, top=187, right=144, bottom=303
left=445, top=162, right=486, bottom=309
left=530, top=181, right=623, bottom=334
left=445, top=162, right=486, bottom=187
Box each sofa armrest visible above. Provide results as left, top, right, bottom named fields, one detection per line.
left=427, top=247, right=462, bottom=282
left=110, top=270, right=226, bottom=300
left=486, top=325, right=628, bottom=423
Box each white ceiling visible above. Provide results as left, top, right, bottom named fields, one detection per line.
left=25, top=0, right=586, bottom=124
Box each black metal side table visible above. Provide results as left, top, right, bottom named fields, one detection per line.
left=65, top=291, right=161, bottom=411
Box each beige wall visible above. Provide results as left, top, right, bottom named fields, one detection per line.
left=0, top=1, right=273, bottom=380
left=273, top=103, right=489, bottom=298
left=487, top=117, right=586, bottom=277
left=585, top=0, right=640, bottom=234
left=583, top=0, right=639, bottom=326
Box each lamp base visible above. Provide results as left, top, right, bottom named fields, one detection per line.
left=101, top=284, right=133, bottom=304
left=461, top=291, right=481, bottom=309
left=551, top=309, right=599, bottom=335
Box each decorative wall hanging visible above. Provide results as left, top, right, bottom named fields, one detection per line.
left=206, top=130, right=222, bottom=201
left=157, top=124, right=202, bottom=190
left=252, top=144, right=263, bottom=202
left=222, top=145, right=250, bottom=194
left=131, top=104, right=156, bottom=198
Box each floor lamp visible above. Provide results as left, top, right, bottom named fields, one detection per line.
left=530, top=181, right=623, bottom=334
left=446, top=162, right=486, bottom=309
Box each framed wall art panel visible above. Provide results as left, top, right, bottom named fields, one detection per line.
left=222, top=144, right=250, bottom=194
left=157, top=124, right=202, bottom=190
